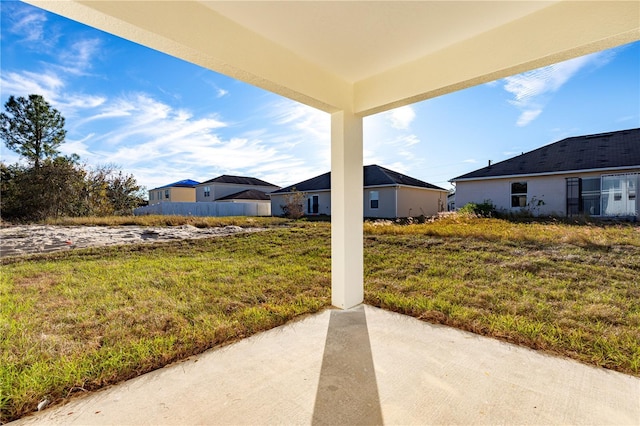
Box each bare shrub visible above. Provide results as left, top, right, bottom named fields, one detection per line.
left=280, top=188, right=305, bottom=219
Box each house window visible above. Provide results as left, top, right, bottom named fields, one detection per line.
left=307, top=195, right=319, bottom=214
left=511, top=182, right=527, bottom=208
left=581, top=178, right=601, bottom=216
left=158, top=191, right=163, bottom=201
left=567, top=177, right=603, bottom=217
left=203, top=186, right=211, bottom=197
left=165, top=189, right=170, bottom=199
left=149, top=192, right=154, bottom=201
left=370, top=191, right=379, bottom=209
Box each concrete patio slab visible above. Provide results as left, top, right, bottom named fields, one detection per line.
left=12, top=305, right=640, bottom=425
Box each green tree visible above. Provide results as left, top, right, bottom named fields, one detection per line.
left=0, top=94, right=66, bottom=168
left=107, top=170, right=145, bottom=214
left=84, top=165, right=146, bottom=216
left=0, top=156, right=87, bottom=221
left=0, top=94, right=145, bottom=221
left=0, top=162, right=25, bottom=220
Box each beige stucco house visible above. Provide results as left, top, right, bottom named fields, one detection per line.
left=148, top=179, right=199, bottom=205
left=451, top=128, right=640, bottom=219
left=271, top=165, right=448, bottom=218
left=196, top=175, right=279, bottom=203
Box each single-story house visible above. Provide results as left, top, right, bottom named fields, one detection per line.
left=196, top=175, right=280, bottom=203
left=148, top=179, right=200, bottom=205
left=451, top=128, right=640, bottom=218
left=270, top=164, right=448, bottom=218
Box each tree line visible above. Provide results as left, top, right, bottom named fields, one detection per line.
left=1, top=94, right=146, bottom=221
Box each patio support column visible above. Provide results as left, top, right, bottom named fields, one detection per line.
left=330, top=110, right=363, bottom=309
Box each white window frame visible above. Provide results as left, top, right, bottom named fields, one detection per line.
left=511, top=182, right=527, bottom=208
left=370, top=191, right=379, bottom=209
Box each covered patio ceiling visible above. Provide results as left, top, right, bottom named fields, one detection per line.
left=26, top=0, right=640, bottom=308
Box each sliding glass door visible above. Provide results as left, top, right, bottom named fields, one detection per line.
left=601, top=173, right=638, bottom=217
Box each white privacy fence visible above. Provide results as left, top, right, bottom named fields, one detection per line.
left=134, top=202, right=271, bottom=217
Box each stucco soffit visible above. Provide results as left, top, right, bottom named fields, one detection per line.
left=354, top=1, right=640, bottom=116
left=25, top=0, right=352, bottom=113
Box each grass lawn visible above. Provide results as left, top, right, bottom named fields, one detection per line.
left=364, top=217, right=640, bottom=376
left=1, top=216, right=639, bottom=422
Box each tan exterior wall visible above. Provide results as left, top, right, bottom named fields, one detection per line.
left=455, top=168, right=640, bottom=217
left=396, top=186, right=447, bottom=217
left=364, top=187, right=396, bottom=218
left=148, top=187, right=196, bottom=205
left=272, top=186, right=447, bottom=218
left=270, top=194, right=287, bottom=216
left=303, top=192, right=332, bottom=216
left=196, top=183, right=279, bottom=202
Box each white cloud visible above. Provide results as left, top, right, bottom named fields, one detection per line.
left=263, top=99, right=331, bottom=171
left=516, top=109, right=542, bottom=127
left=0, top=69, right=106, bottom=122
left=616, top=115, right=637, bottom=123
left=73, top=93, right=333, bottom=188
left=203, top=78, right=230, bottom=100
left=386, top=105, right=416, bottom=130
left=58, top=38, right=102, bottom=75
left=362, top=109, right=425, bottom=176
left=6, top=5, right=49, bottom=45
left=59, top=135, right=94, bottom=159
left=501, top=50, right=614, bottom=126
left=0, top=70, right=64, bottom=101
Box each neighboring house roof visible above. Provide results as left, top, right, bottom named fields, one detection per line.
left=452, top=128, right=640, bottom=181
left=271, top=165, right=447, bottom=194
left=200, top=174, right=279, bottom=187
left=217, top=189, right=270, bottom=201
left=152, top=179, right=200, bottom=190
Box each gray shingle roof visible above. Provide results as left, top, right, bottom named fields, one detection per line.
left=217, top=189, right=270, bottom=201
left=271, top=165, right=447, bottom=194
left=200, top=174, right=279, bottom=187
left=452, top=128, right=640, bottom=181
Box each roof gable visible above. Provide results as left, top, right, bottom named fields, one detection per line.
left=452, top=128, right=640, bottom=181
left=201, top=174, right=279, bottom=187
left=272, top=165, right=446, bottom=193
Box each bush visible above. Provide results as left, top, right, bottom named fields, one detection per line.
left=280, top=188, right=305, bottom=219
left=459, top=200, right=496, bottom=218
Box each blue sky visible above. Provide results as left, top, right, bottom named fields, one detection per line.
left=1, top=2, right=639, bottom=193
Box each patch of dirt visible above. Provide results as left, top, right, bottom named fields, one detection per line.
left=0, top=225, right=263, bottom=258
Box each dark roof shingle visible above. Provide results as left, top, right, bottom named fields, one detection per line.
left=201, top=174, right=278, bottom=187
left=217, top=189, right=270, bottom=201
left=452, top=128, right=640, bottom=181
left=271, top=165, right=446, bottom=193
